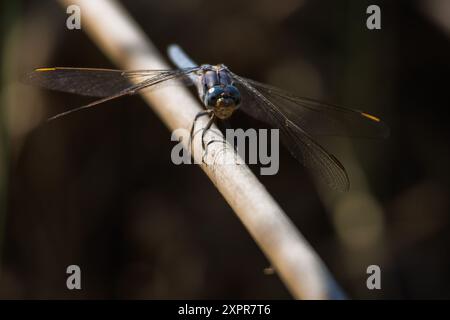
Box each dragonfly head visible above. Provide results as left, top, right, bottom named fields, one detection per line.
left=204, top=85, right=241, bottom=119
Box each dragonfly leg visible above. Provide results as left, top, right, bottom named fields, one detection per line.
left=189, top=110, right=212, bottom=157
left=201, top=113, right=215, bottom=150
left=202, top=139, right=227, bottom=164
left=200, top=113, right=216, bottom=165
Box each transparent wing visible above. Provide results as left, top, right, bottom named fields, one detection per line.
left=231, top=72, right=350, bottom=191
left=235, top=76, right=389, bottom=138
left=25, top=67, right=200, bottom=120
left=25, top=67, right=198, bottom=97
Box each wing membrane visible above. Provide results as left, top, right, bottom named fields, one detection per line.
left=26, top=67, right=197, bottom=97
left=26, top=67, right=199, bottom=120
left=237, top=76, right=389, bottom=139
left=232, top=73, right=350, bottom=191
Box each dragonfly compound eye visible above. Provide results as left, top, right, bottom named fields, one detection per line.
left=224, top=85, right=241, bottom=106
left=205, top=86, right=225, bottom=108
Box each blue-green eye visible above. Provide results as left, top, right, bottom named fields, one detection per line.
left=224, top=85, right=241, bottom=105
left=205, top=86, right=224, bottom=107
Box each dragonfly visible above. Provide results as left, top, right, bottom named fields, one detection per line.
left=25, top=45, right=389, bottom=191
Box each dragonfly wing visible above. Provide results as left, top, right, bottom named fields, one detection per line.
left=26, top=67, right=200, bottom=120
left=232, top=73, right=350, bottom=191
left=235, top=76, right=389, bottom=138
left=26, top=67, right=198, bottom=97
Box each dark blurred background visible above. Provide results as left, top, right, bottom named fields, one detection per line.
left=0, top=0, right=449, bottom=299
